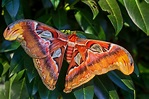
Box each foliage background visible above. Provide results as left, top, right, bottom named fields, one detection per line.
left=0, top=0, right=149, bottom=99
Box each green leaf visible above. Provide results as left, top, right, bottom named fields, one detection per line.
left=94, top=75, right=119, bottom=99
left=0, top=64, right=3, bottom=76
left=9, top=48, right=25, bottom=76
left=3, top=8, right=14, bottom=24
left=5, top=73, right=17, bottom=99
left=74, top=85, right=94, bottom=99
left=134, top=63, right=139, bottom=77
left=108, top=71, right=135, bottom=93
left=98, top=0, right=123, bottom=35
left=11, top=78, right=29, bottom=99
left=14, top=69, right=25, bottom=82
left=25, top=77, right=38, bottom=96
left=0, top=88, right=7, bottom=99
left=38, top=77, right=50, bottom=99
left=75, top=9, right=106, bottom=40
left=24, top=54, right=35, bottom=83
left=145, top=0, right=149, bottom=4
left=50, top=0, right=60, bottom=10
left=0, top=41, right=20, bottom=52
left=75, top=10, right=96, bottom=34
left=5, top=0, right=20, bottom=18
left=140, top=73, right=149, bottom=90
left=109, top=90, right=119, bottom=99
left=138, top=62, right=149, bottom=73
left=52, top=9, right=69, bottom=30
left=49, top=89, right=61, bottom=99
left=36, top=14, right=52, bottom=25
left=32, top=79, right=38, bottom=95
left=0, top=55, right=10, bottom=76
left=123, top=0, right=149, bottom=35
left=41, top=0, right=52, bottom=8
left=81, top=0, right=99, bottom=19
left=2, top=0, right=8, bottom=7
left=76, top=31, right=97, bottom=39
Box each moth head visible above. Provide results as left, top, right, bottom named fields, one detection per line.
left=3, top=20, right=25, bottom=41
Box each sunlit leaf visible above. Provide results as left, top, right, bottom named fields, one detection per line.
left=0, top=55, right=10, bottom=76
left=0, top=64, right=3, bottom=76
left=124, top=0, right=149, bottom=35
left=0, top=89, right=7, bottom=99
left=145, top=0, right=149, bottom=4
left=109, top=90, right=119, bottom=99
left=81, top=0, right=99, bottom=19
left=0, top=77, right=29, bottom=99
left=14, top=69, right=25, bottom=82
left=50, top=0, right=60, bottom=9
left=5, top=73, right=17, bottom=99
left=11, top=78, right=29, bottom=99
left=75, top=10, right=96, bottom=34
left=98, top=0, right=123, bottom=35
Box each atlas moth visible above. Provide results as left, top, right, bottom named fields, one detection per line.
left=3, top=19, right=134, bottom=93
